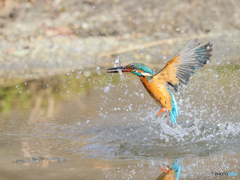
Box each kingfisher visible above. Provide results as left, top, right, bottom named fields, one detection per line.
left=157, top=159, right=181, bottom=180
left=107, top=39, right=212, bottom=124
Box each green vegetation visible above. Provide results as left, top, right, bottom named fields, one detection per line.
left=0, top=70, right=123, bottom=114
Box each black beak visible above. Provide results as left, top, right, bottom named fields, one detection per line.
left=106, top=66, right=128, bottom=73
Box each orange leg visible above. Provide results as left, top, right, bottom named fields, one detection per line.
left=159, top=166, right=168, bottom=173
left=156, top=107, right=166, bottom=118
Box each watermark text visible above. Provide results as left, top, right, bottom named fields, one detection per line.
left=211, top=172, right=238, bottom=176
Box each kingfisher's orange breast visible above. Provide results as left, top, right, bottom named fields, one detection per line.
left=140, top=76, right=172, bottom=111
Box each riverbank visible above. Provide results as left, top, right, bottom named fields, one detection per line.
left=0, top=0, right=240, bottom=86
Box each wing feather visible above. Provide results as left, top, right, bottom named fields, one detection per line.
left=155, top=38, right=212, bottom=92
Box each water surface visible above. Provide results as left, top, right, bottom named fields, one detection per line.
left=0, top=66, right=239, bottom=179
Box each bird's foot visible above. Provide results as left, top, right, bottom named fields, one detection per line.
left=159, top=166, right=168, bottom=173
left=156, top=108, right=168, bottom=118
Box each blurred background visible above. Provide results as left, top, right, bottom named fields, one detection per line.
left=0, top=0, right=240, bottom=179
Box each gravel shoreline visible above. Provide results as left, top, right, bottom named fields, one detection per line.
left=0, top=0, right=240, bottom=85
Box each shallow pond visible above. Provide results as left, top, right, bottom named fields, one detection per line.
left=0, top=66, right=239, bottom=179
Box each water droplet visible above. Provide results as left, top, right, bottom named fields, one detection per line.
left=104, top=86, right=110, bottom=93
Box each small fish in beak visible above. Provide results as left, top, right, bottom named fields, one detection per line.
left=114, top=57, right=125, bottom=81
left=107, top=57, right=126, bottom=81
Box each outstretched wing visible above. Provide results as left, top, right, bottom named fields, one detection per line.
left=156, top=38, right=212, bottom=92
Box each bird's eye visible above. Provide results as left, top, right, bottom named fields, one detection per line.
left=130, top=66, right=136, bottom=70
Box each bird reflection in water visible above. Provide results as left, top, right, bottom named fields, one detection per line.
left=156, top=159, right=181, bottom=180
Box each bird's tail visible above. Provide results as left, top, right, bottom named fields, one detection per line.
left=169, top=89, right=179, bottom=124
left=173, top=159, right=181, bottom=180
